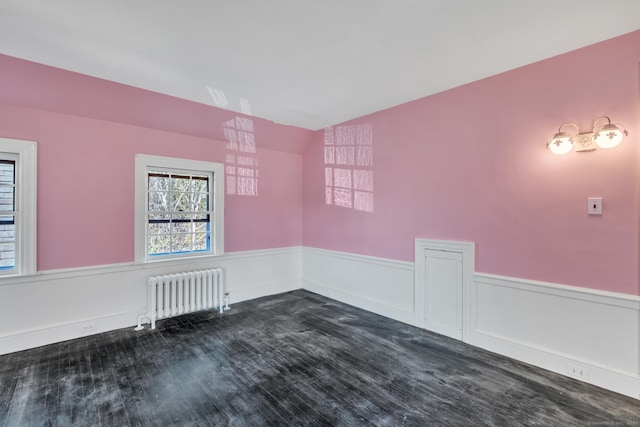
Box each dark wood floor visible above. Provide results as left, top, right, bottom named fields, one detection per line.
left=0, top=290, right=638, bottom=426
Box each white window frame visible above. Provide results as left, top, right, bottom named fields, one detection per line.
left=135, top=154, right=224, bottom=262
left=0, top=138, right=37, bottom=276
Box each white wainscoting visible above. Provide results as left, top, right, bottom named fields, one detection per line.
left=471, top=273, right=640, bottom=399
left=0, top=247, right=301, bottom=355
left=2, top=244, right=638, bottom=398
left=302, top=246, right=416, bottom=325
left=301, top=246, right=639, bottom=399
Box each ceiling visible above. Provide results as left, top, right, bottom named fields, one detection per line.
left=1, top=1, right=640, bottom=130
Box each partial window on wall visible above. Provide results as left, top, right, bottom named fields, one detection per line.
left=135, top=155, right=224, bottom=262
left=0, top=138, right=37, bottom=276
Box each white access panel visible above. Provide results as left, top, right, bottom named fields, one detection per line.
left=424, top=249, right=463, bottom=340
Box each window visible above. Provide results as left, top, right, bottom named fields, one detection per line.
left=0, top=138, right=37, bottom=276
left=135, top=155, right=224, bottom=261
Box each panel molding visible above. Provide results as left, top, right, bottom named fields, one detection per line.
left=414, top=239, right=475, bottom=343
left=475, top=272, right=639, bottom=307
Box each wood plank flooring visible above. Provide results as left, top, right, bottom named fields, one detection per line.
left=0, top=290, right=638, bottom=426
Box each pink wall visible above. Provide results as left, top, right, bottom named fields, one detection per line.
left=303, top=31, right=640, bottom=295
left=0, top=56, right=312, bottom=271
left=2, top=30, right=639, bottom=295
left=0, top=54, right=312, bottom=154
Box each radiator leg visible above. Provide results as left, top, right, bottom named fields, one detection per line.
left=134, top=314, right=150, bottom=331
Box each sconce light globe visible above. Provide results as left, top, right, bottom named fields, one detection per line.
left=547, top=133, right=574, bottom=155
left=594, top=123, right=624, bottom=149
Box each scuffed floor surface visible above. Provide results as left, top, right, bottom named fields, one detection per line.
left=0, top=290, right=638, bottom=426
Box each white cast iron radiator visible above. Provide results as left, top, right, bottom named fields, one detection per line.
left=135, top=268, right=228, bottom=330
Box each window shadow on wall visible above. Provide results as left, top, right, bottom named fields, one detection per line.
left=223, top=117, right=259, bottom=197
left=324, top=124, right=374, bottom=212
left=207, top=85, right=260, bottom=197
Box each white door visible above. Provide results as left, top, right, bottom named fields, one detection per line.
left=424, top=249, right=463, bottom=340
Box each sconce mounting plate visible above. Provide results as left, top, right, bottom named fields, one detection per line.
left=574, top=132, right=596, bottom=152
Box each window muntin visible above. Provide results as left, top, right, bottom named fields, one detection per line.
left=146, top=170, right=213, bottom=257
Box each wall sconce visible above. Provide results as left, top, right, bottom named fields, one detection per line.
left=547, top=116, right=628, bottom=155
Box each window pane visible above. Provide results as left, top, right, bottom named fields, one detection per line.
left=193, top=222, right=208, bottom=233
left=148, top=191, right=169, bottom=212
left=148, top=223, right=170, bottom=235
left=170, top=192, right=190, bottom=212
left=171, top=233, right=192, bottom=253
left=171, top=176, right=190, bottom=192
left=191, top=177, right=208, bottom=192
left=0, top=161, right=15, bottom=182
left=0, top=161, right=15, bottom=214
left=148, top=235, right=170, bottom=255
left=148, top=173, right=169, bottom=191
left=0, top=223, right=14, bottom=241
left=0, top=242, right=14, bottom=269
left=192, top=193, right=209, bottom=211
left=0, top=221, right=14, bottom=270
left=193, top=232, right=209, bottom=251
left=0, top=188, right=13, bottom=211
left=171, top=222, right=193, bottom=234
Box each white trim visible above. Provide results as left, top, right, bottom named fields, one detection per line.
left=414, top=239, right=474, bottom=343
left=475, top=272, right=640, bottom=307
left=0, top=137, right=37, bottom=276
left=302, top=246, right=414, bottom=270
left=134, top=154, right=225, bottom=262
left=0, top=246, right=301, bottom=286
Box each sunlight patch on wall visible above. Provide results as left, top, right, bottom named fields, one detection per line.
left=206, top=85, right=228, bottom=108
left=324, top=124, right=374, bottom=212
left=224, top=117, right=259, bottom=196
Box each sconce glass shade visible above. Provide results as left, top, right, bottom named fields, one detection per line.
left=547, top=132, right=574, bottom=155
left=594, top=123, right=625, bottom=149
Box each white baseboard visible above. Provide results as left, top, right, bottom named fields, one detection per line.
left=0, top=247, right=301, bottom=355
left=0, top=311, right=138, bottom=355
left=472, top=328, right=640, bottom=399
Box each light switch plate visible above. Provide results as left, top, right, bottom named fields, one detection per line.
left=588, top=197, right=602, bottom=215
